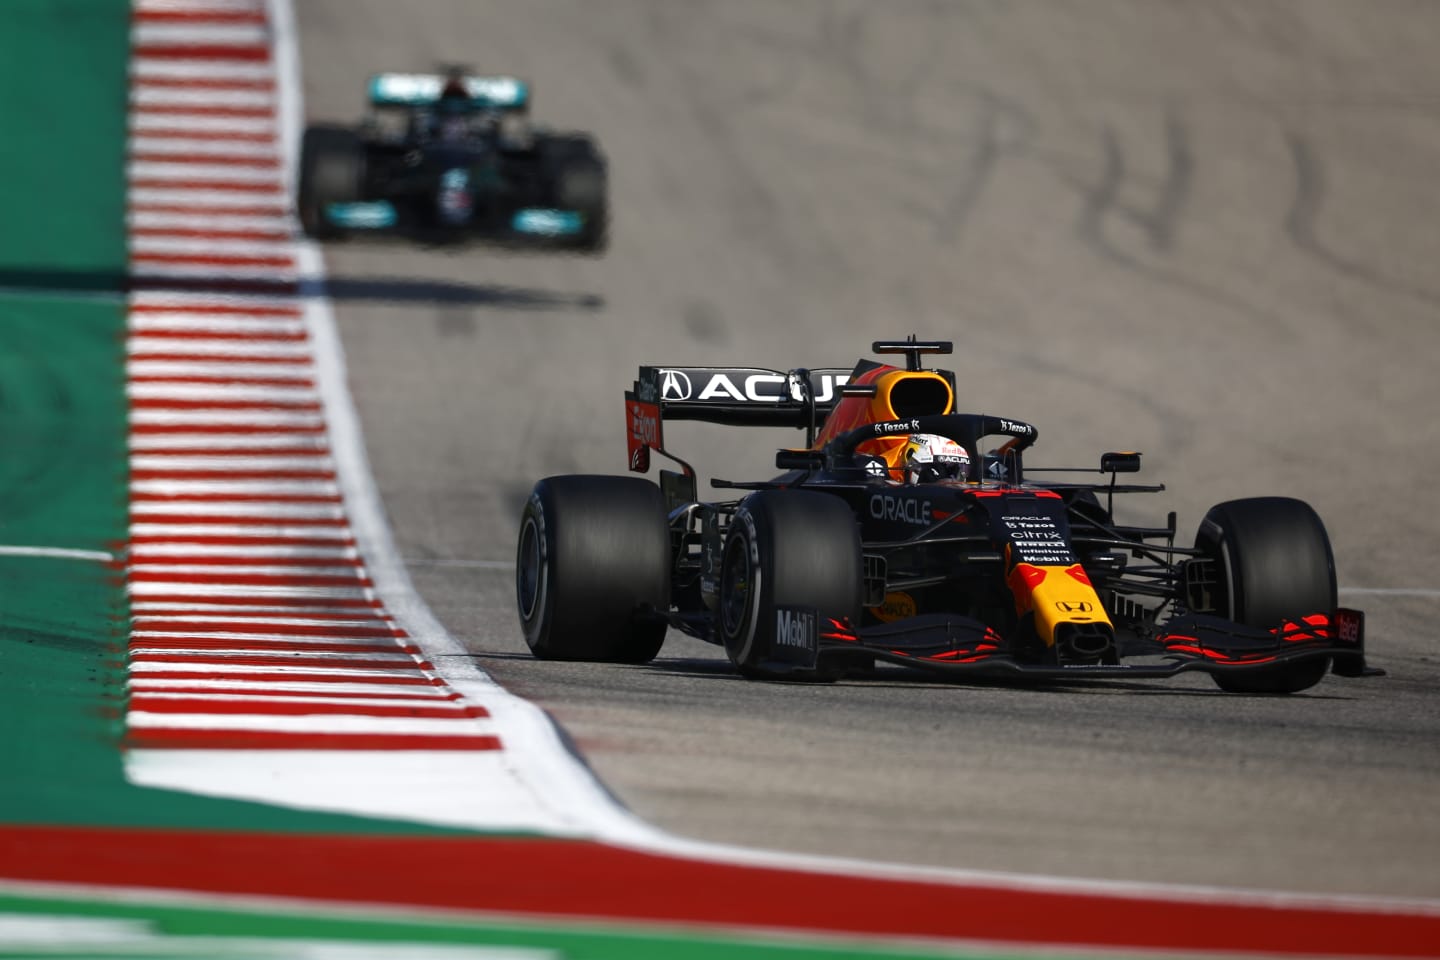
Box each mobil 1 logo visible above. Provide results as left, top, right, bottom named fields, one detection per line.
left=770, top=605, right=819, bottom=670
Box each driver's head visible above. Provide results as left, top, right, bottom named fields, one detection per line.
left=438, top=76, right=471, bottom=114
left=903, top=433, right=969, bottom=484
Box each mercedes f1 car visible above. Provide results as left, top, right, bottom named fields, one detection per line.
left=298, top=71, right=606, bottom=251
left=515, top=339, right=1376, bottom=693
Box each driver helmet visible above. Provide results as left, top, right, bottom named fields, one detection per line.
left=902, top=433, right=970, bottom=484
left=438, top=75, right=471, bottom=110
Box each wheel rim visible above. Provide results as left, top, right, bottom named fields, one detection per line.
left=719, top=535, right=753, bottom=641
left=516, top=515, right=544, bottom=622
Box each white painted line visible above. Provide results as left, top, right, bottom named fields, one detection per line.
left=130, top=212, right=289, bottom=234
left=127, top=361, right=316, bottom=382
left=130, top=480, right=336, bottom=499
left=136, top=0, right=268, bottom=14
left=131, top=87, right=274, bottom=109
left=131, top=693, right=457, bottom=708
left=130, top=454, right=333, bottom=471
left=132, top=59, right=274, bottom=83
left=129, top=160, right=282, bottom=183
left=127, top=714, right=493, bottom=735
left=129, top=183, right=283, bottom=205
left=134, top=614, right=385, bottom=627
left=131, top=235, right=297, bottom=257
left=132, top=22, right=269, bottom=45
left=128, top=338, right=309, bottom=358
left=128, top=582, right=372, bottom=599
left=130, top=561, right=356, bottom=579
left=128, top=502, right=341, bottom=521
left=134, top=605, right=385, bottom=617
left=131, top=647, right=413, bottom=661
left=130, top=137, right=280, bottom=159
left=0, top=545, right=114, bottom=563
left=128, top=385, right=317, bottom=404
left=128, top=310, right=303, bottom=332
left=133, top=628, right=385, bottom=641
left=1339, top=587, right=1440, bottom=598
left=131, top=114, right=277, bottom=136
left=129, top=662, right=421, bottom=678
left=128, top=679, right=448, bottom=696
left=128, top=524, right=348, bottom=540
left=129, top=156, right=277, bottom=181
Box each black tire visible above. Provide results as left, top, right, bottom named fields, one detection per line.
left=718, top=490, right=862, bottom=680
left=539, top=135, right=608, bottom=252
left=1194, top=497, right=1336, bottom=694
left=298, top=125, right=364, bottom=239
left=515, top=475, right=669, bottom=663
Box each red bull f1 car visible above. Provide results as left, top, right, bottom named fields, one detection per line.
left=298, top=71, right=606, bottom=251
left=515, top=339, right=1376, bottom=693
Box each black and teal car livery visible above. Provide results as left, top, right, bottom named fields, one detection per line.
left=298, top=72, right=607, bottom=251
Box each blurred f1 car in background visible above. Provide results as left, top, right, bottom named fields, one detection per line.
left=516, top=338, right=1378, bottom=694
left=298, top=69, right=607, bottom=251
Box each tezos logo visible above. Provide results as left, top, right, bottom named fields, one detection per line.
left=874, top=419, right=920, bottom=436
left=999, top=418, right=1031, bottom=436
left=659, top=369, right=692, bottom=401
left=775, top=608, right=815, bottom=649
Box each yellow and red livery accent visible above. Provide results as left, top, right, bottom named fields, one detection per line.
left=1005, top=561, right=1115, bottom=649
left=812, top=365, right=954, bottom=475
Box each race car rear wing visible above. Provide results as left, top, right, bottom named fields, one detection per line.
left=625, top=366, right=852, bottom=475
left=368, top=73, right=529, bottom=111
left=625, top=341, right=959, bottom=481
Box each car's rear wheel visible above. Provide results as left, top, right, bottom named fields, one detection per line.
left=539, top=135, right=607, bottom=252
left=516, top=475, right=668, bottom=663
left=298, top=125, right=364, bottom=239
left=1194, top=497, right=1336, bottom=694
left=718, top=490, right=862, bottom=680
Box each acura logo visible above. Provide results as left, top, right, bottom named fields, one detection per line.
left=659, top=368, right=692, bottom=401
left=1055, top=600, right=1093, bottom=613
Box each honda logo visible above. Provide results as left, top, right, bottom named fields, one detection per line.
left=1055, top=600, right=1093, bottom=613
left=659, top=369, right=692, bottom=401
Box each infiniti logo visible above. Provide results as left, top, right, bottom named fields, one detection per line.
left=1055, top=600, right=1093, bottom=613
left=659, top=368, right=692, bottom=401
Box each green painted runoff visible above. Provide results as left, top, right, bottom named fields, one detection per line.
left=0, top=0, right=477, bottom=835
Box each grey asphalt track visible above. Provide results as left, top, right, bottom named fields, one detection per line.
left=296, top=1, right=1440, bottom=897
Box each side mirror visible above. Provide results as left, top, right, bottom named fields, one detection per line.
left=775, top=449, right=825, bottom=470
left=1101, top=451, right=1141, bottom=474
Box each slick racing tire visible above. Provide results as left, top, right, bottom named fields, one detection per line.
left=1195, top=497, right=1336, bottom=694
left=516, top=475, right=668, bottom=663
left=539, top=135, right=608, bottom=252
left=718, top=490, right=862, bottom=681
left=298, top=125, right=364, bottom=239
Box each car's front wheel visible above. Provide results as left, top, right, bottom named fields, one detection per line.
left=298, top=125, right=364, bottom=239
left=538, top=135, right=608, bottom=252
left=718, top=490, right=861, bottom=680
left=1194, top=497, right=1336, bottom=694
left=516, top=475, right=669, bottom=663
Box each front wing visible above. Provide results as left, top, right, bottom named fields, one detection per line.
left=321, top=200, right=591, bottom=241
left=819, top=609, right=1376, bottom=681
